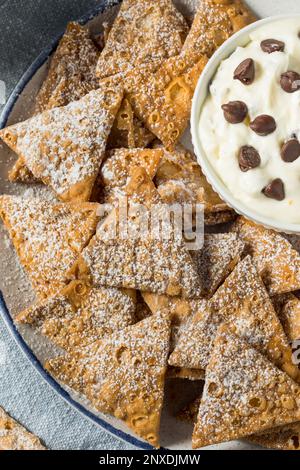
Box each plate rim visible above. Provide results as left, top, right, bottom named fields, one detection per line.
left=0, top=0, right=154, bottom=451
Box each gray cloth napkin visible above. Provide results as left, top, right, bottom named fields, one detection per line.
left=0, top=0, right=136, bottom=450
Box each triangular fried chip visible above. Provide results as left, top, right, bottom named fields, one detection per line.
left=183, top=0, right=256, bottom=58
left=155, top=145, right=228, bottom=216
left=99, top=148, right=162, bottom=204
left=232, top=217, right=300, bottom=295
left=192, top=325, right=300, bottom=449
left=248, top=423, right=300, bottom=450
left=46, top=313, right=171, bottom=448
left=272, top=293, right=300, bottom=343
left=9, top=22, right=101, bottom=184
left=169, top=256, right=300, bottom=382
left=107, top=98, right=155, bottom=150
left=191, top=233, right=245, bottom=297
left=35, top=22, right=100, bottom=113
left=96, top=0, right=189, bottom=79
left=0, top=195, right=99, bottom=299
left=16, top=280, right=136, bottom=351
left=72, top=167, right=202, bottom=298
left=124, top=50, right=208, bottom=149
left=1, top=84, right=123, bottom=202
left=0, top=407, right=46, bottom=450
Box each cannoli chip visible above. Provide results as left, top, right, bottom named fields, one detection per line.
left=0, top=195, right=99, bottom=299
left=73, top=168, right=202, bottom=298
left=192, top=326, right=300, bottom=449
left=1, top=85, right=123, bottom=202
left=247, top=423, right=300, bottom=450
left=46, top=313, right=171, bottom=448
left=16, top=280, right=136, bottom=351
left=10, top=22, right=101, bottom=184
left=125, top=51, right=208, bottom=149
left=167, top=367, right=205, bottom=382
left=155, top=145, right=228, bottom=213
left=0, top=407, right=45, bottom=450
left=169, top=256, right=299, bottom=382
left=272, top=293, right=300, bottom=343
left=100, top=148, right=162, bottom=204
left=183, top=0, right=256, bottom=58
left=232, top=217, right=300, bottom=295
left=107, top=98, right=155, bottom=150
left=96, top=0, right=189, bottom=79
left=192, top=233, right=245, bottom=297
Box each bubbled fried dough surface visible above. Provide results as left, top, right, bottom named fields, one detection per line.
left=1, top=85, right=123, bottom=202
left=74, top=168, right=202, bottom=299
left=192, top=326, right=300, bottom=449
left=154, top=144, right=229, bottom=214
left=96, top=0, right=189, bottom=79
left=100, top=148, right=163, bottom=204
left=16, top=281, right=136, bottom=352
left=272, top=293, right=300, bottom=343
left=183, top=0, right=257, bottom=58
left=124, top=50, right=208, bottom=149
left=232, top=218, right=300, bottom=295
left=10, top=22, right=101, bottom=184
left=0, top=407, right=45, bottom=450
left=46, top=313, right=171, bottom=448
left=0, top=196, right=99, bottom=300
left=169, top=256, right=299, bottom=382
left=247, top=422, right=300, bottom=450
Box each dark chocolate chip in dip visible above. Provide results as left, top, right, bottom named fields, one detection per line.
left=262, top=179, right=285, bottom=201
left=280, top=71, right=300, bottom=93
left=260, top=39, right=285, bottom=53
left=281, top=138, right=300, bottom=162
left=238, top=146, right=261, bottom=172
left=221, top=101, right=248, bottom=124
left=250, top=115, right=276, bottom=136
left=233, top=58, right=255, bottom=85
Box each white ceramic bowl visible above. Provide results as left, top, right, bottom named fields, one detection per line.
left=191, top=14, right=300, bottom=234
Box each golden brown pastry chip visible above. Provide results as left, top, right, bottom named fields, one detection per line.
left=96, top=0, right=189, bottom=79
left=248, top=423, right=300, bottom=450
left=192, top=325, right=300, bottom=449
left=16, top=280, right=136, bottom=351
left=191, top=233, right=245, bottom=297
left=0, top=195, right=99, bottom=300
left=107, top=98, right=155, bottom=150
left=1, top=84, right=123, bottom=202
left=99, top=148, right=162, bottom=204
left=35, top=22, right=100, bottom=113
left=46, top=313, right=171, bottom=448
left=272, top=293, right=300, bottom=343
left=72, top=168, right=202, bottom=299
left=232, top=217, right=300, bottom=295
left=10, top=22, right=101, bottom=184
left=204, top=210, right=236, bottom=226
left=183, top=0, right=256, bottom=58
left=155, top=144, right=228, bottom=213
left=0, top=407, right=45, bottom=450
left=125, top=51, right=208, bottom=149
left=169, top=256, right=299, bottom=382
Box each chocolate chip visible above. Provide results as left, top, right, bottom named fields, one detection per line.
left=280, top=71, right=300, bottom=93
left=233, top=58, right=255, bottom=85
left=260, top=39, right=285, bottom=53
left=281, top=139, right=300, bottom=162
left=221, top=101, right=248, bottom=124
left=238, top=146, right=261, bottom=172
left=262, top=179, right=285, bottom=201
left=249, top=115, right=276, bottom=136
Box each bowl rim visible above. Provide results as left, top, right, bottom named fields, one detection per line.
left=0, top=0, right=154, bottom=450
left=191, top=13, right=300, bottom=234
